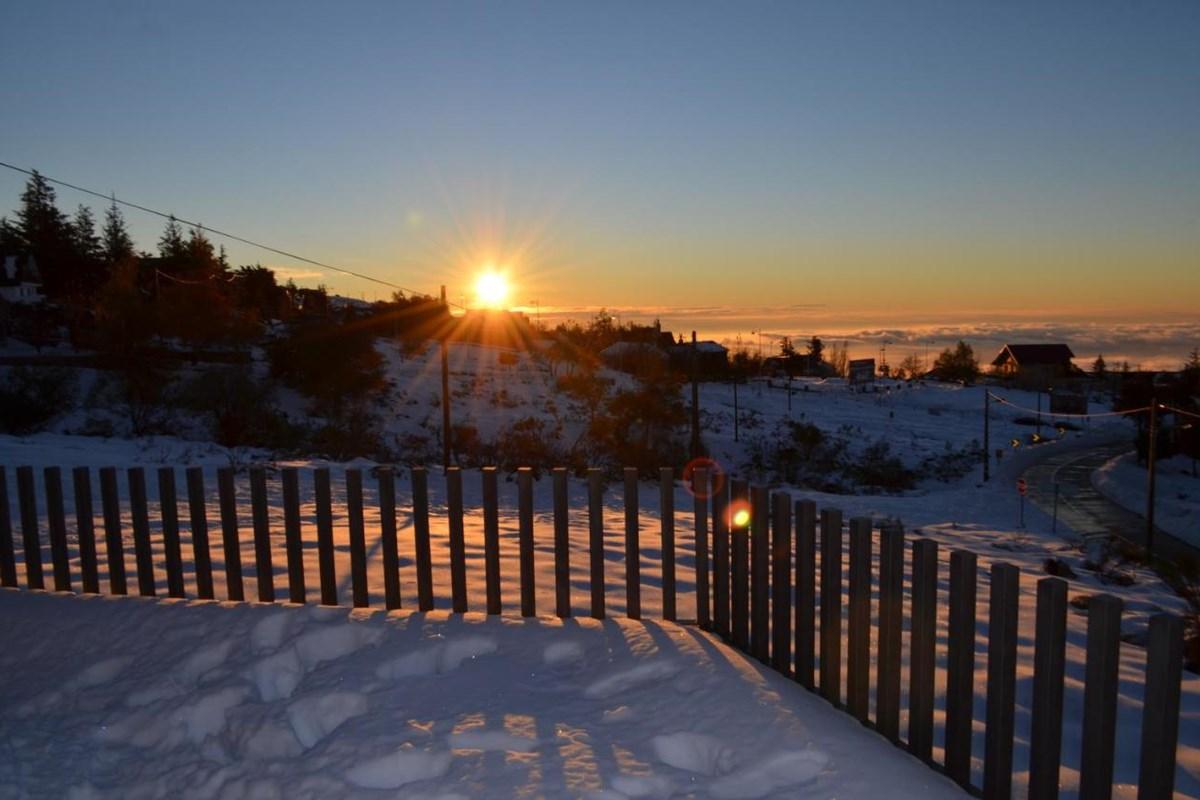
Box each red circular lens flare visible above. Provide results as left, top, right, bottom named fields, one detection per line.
left=682, top=457, right=726, bottom=500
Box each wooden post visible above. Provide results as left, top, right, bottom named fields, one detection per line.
left=440, top=285, right=452, bottom=471
left=157, top=467, right=185, bottom=598
left=771, top=492, right=792, bottom=675
left=377, top=467, right=400, bottom=609
left=44, top=467, right=71, bottom=591
left=1079, top=594, right=1124, bottom=800
left=1138, top=614, right=1184, bottom=800
left=693, top=467, right=710, bottom=630
left=875, top=523, right=904, bottom=741
left=411, top=466, right=433, bottom=611
left=794, top=499, right=817, bottom=689
left=750, top=485, right=770, bottom=663
left=99, top=467, right=127, bottom=595
left=553, top=467, right=570, bottom=618
left=983, top=562, right=1020, bottom=800
left=1028, top=576, right=1068, bottom=800
left=518, top=467, right=535, bottom=617
left=588, top=468, right=605, bottom=619
left=16, top=466, right=43, bottom=589
left=819, top=507, right=843, bottom=705
left=0, top=466, right=15, bottom=587
left=346, top=468, right=369, bottom=608
left=216, top=467, right=244, bottom=602
left=660, top=467, right=676, bottom=622
left=185, top=467, right=214, bottom=600
left=446, top=466, right=467, bottom=612
left=713, top=474, right=730, bottom=639
left=847, top=517, right=871, bottom=722
left=909, top=538, right=938, bottom=760
left=128, top=468, right=156, bottom=597
left=281, top=467, right=307, bottom=604
left=731, top=479, right=750, bottom=651
left=72, top=467, right=99, bottom=594
left=313, top=467, right=337, bottom=606
left=624, top=467, right=641, bottom=620
left=250, top=467, right=276, bottom=603
left=482, top=467, right=502, bottom=615
left=945, top=549, right=979, bottom=787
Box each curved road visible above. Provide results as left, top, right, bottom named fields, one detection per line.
left=1022, top=442, right=1199, bottom=564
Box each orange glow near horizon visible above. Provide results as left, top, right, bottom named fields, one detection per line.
left=474, top=269, right=510, bottom=309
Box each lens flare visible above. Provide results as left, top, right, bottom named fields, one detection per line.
left=730, top=505, right=751, bottom=529
left=474, top=270, right=510, bottom=309
left=682, top=456, right=726, bottom=500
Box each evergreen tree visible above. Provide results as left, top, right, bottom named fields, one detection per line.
left=932, top=340, right=980, bottom=382
left=1092, top=354, right=1107, bottom=377
left=779, top=336, right=795, bottom=357
left=101, top=198, right=134, bottom=263
left=807, top=336, right=824, bottom=363
left=70, top=205, right=101, bottom=260
left=16, top=170, right=75, bottom=297
left=158, top=215, right=186, bottom=259
left=0, top=216, right=21, bottom=253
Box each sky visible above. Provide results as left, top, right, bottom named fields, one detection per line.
left=1, top=1, right=1197, bottom=367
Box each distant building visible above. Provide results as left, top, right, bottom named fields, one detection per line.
left=763, top=353, right=822, bottom=377
left=848, top=358, right=876, bottom=385
left=0, top=254, right=44, bottom=305
left=668, top=340, right=729, bottom=375
left=600, top=341, right=667, bottom=374
left=991, top=344, right=1077, bottom=387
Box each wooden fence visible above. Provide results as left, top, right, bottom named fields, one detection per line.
left=0, top=462, right=1187, bottom=799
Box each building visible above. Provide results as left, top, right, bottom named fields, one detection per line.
left=990, top=344, right=1077, bottom=387
left=668, top=340, right=729, bottom=375
left=600, top=341, right=667, bottom=374
left=0, top=254, right=44, bottom=305
left=848, top=358, right=876, bottom=385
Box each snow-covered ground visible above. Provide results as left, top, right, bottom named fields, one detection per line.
left=1094, top=453, right=1200, bottom=547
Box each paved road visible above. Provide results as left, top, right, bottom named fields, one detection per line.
left=1022, top=442, right=1199, bottom=564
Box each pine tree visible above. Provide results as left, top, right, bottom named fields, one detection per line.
left=158, top=215, right=186, bottom=259
left=0, top=216, right=21, bottom=253
left=1092, top=354, right=1107, bottom=377
left=16, top=170, right=74, bottom=297
left=187, top=225, right=216, bottom=266
left=779, top=336, right=795, bottom=357
left=102, top=199, right=134, bottom=263
left=70, top=205, right=101, bottom=260
left=807, top=336, right=824, bottom=363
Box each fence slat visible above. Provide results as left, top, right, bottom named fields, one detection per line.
left=185, top=467, right=213, bottom=600
left=713, top=476, right=730, bottom=639
left=693, top=467, right=710, bottom=630
left=250, top=467, right=277, bottom=603
left=281, top=467, right=306, bottom=604
left=847, top=517, right=872, bottom=722
left=553, top=467, right=570, bottom=618
left=346, top=468, right=369, bottom=608
left=771, top=492, right=792, bottom=675
left=314, top=467, right=338, bottom=606
left=377, top=467, right=400, bottom=610
left=72, top=467, right=99, bottom=594
left=660, top=467, right=676, bottom=622
left=983, top=562, right=1020, bottom=800
left=411, top=466, right=433, bottom=611
left=128, top=468, right=156, bottom=597
left=794, top=499, right=816, bottom=689
left=99, top=467, right=127, bottom=595
left=482, top=467, right=502, bottom=615
left=0, top=467, right=15, bottom=587
left=1028, top=576, right=1068, bottom=800
left=750, top=485, right=770, bottom=663
left=819, top=507, right=843, bottom=705
left=16, top=466, right=43, bottom=590
left=624, top=468, right=641, bottom=620
left=518, top=467, right=535, bottom=617
left=44, top=467, right=71, bottom=592
left=945, top=549, right=979, bottom=787
left=908, top=537, right=938, bottom=761
left=731, top=479, right=750, bottom=651
left=875, top=523, right=904, bottom=740
left=216, top=467, right=244, bottom=602
left=589, top=468, right=605, bottom=619
left=1138, top=613, right=1184, bottom=800
left=1080, top=593, right=1124, bottom=800
left=157, top=467, right=185, bottom=598
left=446, top=467, right=467, bottom=613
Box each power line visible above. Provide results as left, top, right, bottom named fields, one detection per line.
left=987, top=391, right=1150, bottom=419
left=0, top=159, right=466, bottom=309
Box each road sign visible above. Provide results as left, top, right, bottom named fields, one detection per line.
left=1017, top=478, right=1027, bottom=496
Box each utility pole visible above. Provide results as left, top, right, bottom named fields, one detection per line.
left=1147, top=398, right=1158, bottom=556
left=690, top=331, right=701, bottom=458
left=440, top=285, right=452, bottom=472
left=983, top=388, right=990, bottom=481
left=733, top=377, right=740, bottom=443
left=1036, top=390, right=1043, bottom=439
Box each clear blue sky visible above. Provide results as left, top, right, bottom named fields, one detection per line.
left=2, top=1, right=1197, bottom=329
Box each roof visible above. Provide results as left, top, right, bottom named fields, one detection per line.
left=991, top=344, right=1075, bottom=367
left=600, top=341, right=662, bottom=357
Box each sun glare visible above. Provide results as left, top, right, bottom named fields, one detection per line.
left=474, top=270, right=510, bottom=309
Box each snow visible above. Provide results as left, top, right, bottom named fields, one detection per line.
left=1094, top=453, right=1200, bottom=546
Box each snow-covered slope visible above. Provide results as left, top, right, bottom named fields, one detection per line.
left=1094, top=453, right=1200, bottom=546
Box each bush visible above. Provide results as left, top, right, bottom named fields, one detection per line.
left=171, top=368, right=305, bottom=451
left=0, top=366, right=77, bottom=434
left=495, top=417, right=562, bottom=476
left=267, top=319, right=386, bottom=413
left=847, top=440, right=916, bottom=492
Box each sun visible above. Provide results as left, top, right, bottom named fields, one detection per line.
left=474, top=270, right=510, bottom=309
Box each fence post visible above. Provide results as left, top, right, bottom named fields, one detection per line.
left=377, top=467, right=401, bottom=609
left=99, top=467, right=126, bottom=595
left=983, top=562, right=1020, bottom=800
left=157, top=467, right=185, bottom=599
left=847, top=517, right=872, bottom=722
left=819, top=507, right=843, bottom=705
left=128, top=468, right=156, bottom=597
left=731, top=479, right=750, bottom=651
left=588, top=468, right=606, bottom=619
left=0, top=466, right=15, bottom=587
left=411, top=466, right=433, bottom=611
left=44, top=467, right=72, bottom=592
left=909, top=537, right=938, bottom=761
left=72, top=467, right=99, bottom=594
left=795, top=499, right=817, bottom=689
left=446, top=466, right=467, bottom=613
left=660, top=467, right=677, bottom=622
left=250, top=467, right=277, bottom=603
left=281, top=467, right=307, bottom=604
left=945, top=549, right=979, bottom=788
left=185, top=467, right=214, bottom=600
left=313, top=467, right=337, bottom=606
left=1080, top=593, right=1124, bottom=800
left=751, top=485, right=770, bottom=663
left=482, top=466, right=502, bottom=615
left=1028, top=576, right=1068, bottom=800
left=553, top=467, right=570, bottom=618
left=713, top=475, right=730, bottom=639
left=16, top=466, right=43, bottom=590
left=518, top=467, right=536, bottom=617
left=345, top=468, right=368, bottom=608
left=216, top=467, right=244, bottom=602
left=624, top=467, right=641, bottom=620
left=772, top=492, right=792, bottom=675
left=876, top=522, right=904, bottom=741
left=693, top=467, right=710, bottom=630
left=1138, top=613, right=1184, bottom=800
